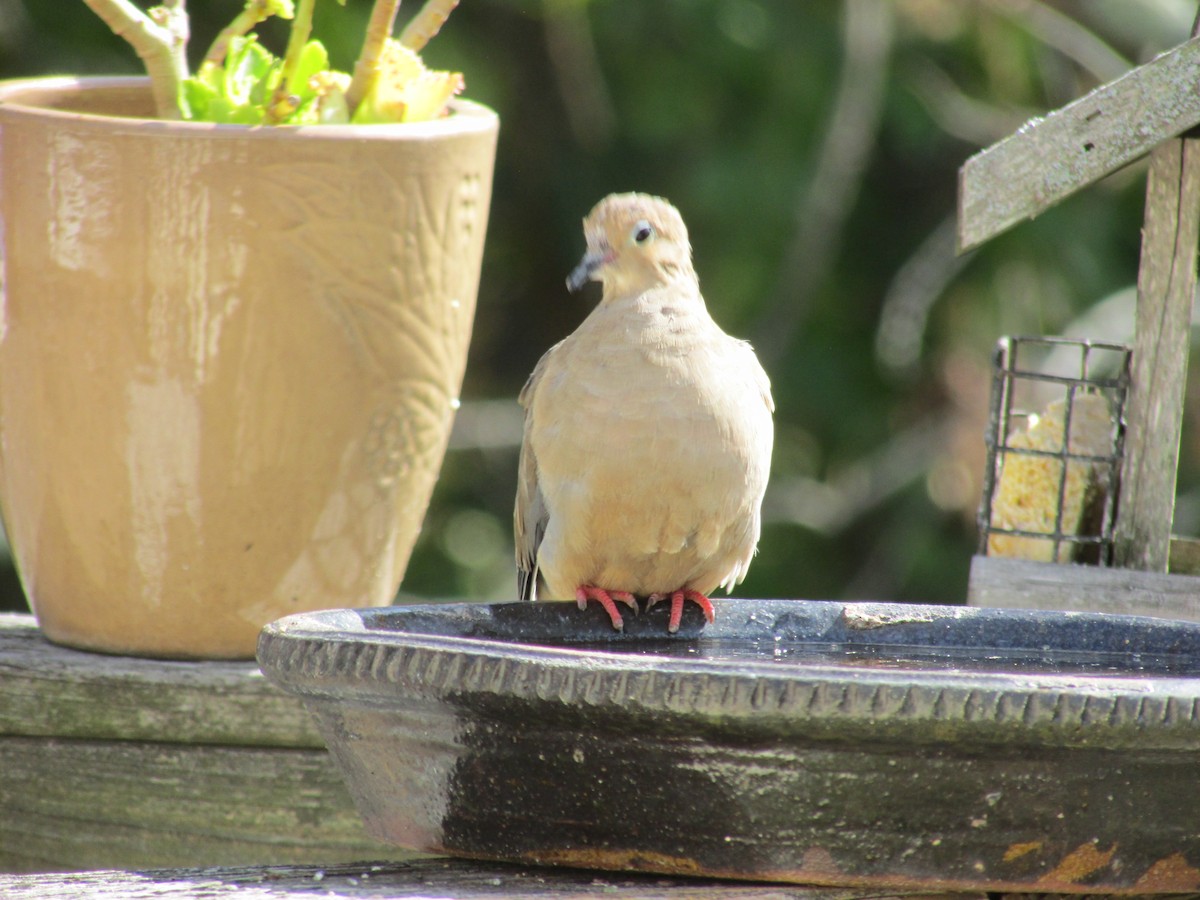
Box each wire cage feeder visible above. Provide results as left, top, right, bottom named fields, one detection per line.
left=977, top=336, right=1132, bottom=567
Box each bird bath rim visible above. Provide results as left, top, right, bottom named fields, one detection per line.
left=260, top=598, right=1200, bottom=752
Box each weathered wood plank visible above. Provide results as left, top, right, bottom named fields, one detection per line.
left=0, top=615, right=399, bottom=873
left=967, top=554, right=1200, bottom=620
left=0, top=735, right=398, bottom=873
left=0, top=613, right=322, bottom=747
left=1113, top=139, right=1200, bottom=571
left=957, top=35, right=1200, bottom=252
left=1169, top=535, right=1200, bottom=575
left=0, top=858, right=984, bottom=899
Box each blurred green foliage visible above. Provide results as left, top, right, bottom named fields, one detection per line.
left=1, top=0, right=1198, bottom=614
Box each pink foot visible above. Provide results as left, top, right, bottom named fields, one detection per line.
left=575, top=585, right=638, bottom=631
left=647, top=589, right=715, bottom=633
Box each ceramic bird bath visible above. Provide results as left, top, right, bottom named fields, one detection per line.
left=258, top=598, right=1200, bottom=893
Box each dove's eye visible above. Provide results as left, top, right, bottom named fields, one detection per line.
left=633, top=222, right=654, bottom=244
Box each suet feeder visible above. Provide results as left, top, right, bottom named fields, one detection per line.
left=977, top=336, right=1131, bottom=566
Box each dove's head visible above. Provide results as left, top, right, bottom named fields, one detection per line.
left=567, top=193, right=695, bottom=296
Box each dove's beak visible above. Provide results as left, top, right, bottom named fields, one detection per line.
left=566, top=249, right=609, bottom=293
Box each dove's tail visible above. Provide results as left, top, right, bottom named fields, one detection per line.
left=517, top=566, right=538, bottom=602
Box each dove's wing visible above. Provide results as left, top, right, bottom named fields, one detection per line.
left=513, top=340, right=563, bottom=601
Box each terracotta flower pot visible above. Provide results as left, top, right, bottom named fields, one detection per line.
left=0, top=76, right=498, bottom=658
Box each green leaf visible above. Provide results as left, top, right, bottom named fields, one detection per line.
left=227, top=104, right=267, bottom=125
left=224, top=35, right=276, bottom=106
left=316, top=84, right=350, bottom=123
left=287, top=40, right=330, bottom=99
left=179, top=78, right=215, bottom=120
left=288, top=97, right=322, bottom=125
left=179, top=36, right=285, bottom=124
left=204, top=97, right=241, bottom=123
left=351, top=41, right=462, bottom=124
left=193, top=61, right=223, bottom=93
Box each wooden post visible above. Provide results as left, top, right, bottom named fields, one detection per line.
left=1113, top=138, right=1200, bottom=571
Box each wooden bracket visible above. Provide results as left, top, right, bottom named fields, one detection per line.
left=958, top=35, right=1200, bottom=253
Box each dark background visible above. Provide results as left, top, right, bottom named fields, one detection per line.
left=2, top=0, right=1196, bottom=613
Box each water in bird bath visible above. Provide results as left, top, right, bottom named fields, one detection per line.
left=554, top=636, right=1200, bottom=677
left=353, top=598, right=1200, bottom=680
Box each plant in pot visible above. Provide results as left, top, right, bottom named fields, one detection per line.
left=0, top=0, right=498, bottom=659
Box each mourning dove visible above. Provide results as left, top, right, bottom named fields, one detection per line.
left=514, top=193, right=774, bottom=632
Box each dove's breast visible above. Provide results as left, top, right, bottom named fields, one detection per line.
left=530, top=292, right=773, bottom=599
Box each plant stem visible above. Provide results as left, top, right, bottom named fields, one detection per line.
left=264, top=0, right=315, bottom=124
left=345, top=0, right=403, bottom=115
left=203, top=0, right=275, bottom=67
left=81, top=0, right=189, bottom=119
left=400, top=0, right=459, bottom=52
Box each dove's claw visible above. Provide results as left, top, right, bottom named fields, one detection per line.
left=648, top=589, right=715, bottom=633
left=575, top=586, right=638, bottom=630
